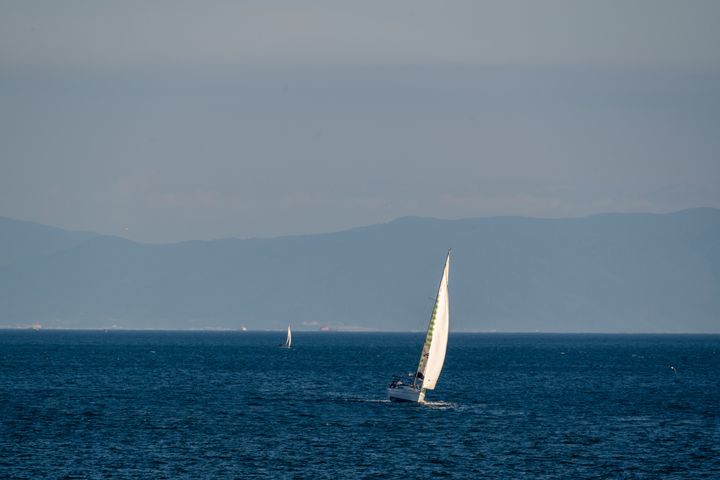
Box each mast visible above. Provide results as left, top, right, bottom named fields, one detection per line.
left=414, top=249, right=451, bottom=390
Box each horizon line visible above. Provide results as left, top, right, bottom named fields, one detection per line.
left=2, top=327, right=718, bottom=335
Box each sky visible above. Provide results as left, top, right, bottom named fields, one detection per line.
left=1, top=1, right=719, bottom=243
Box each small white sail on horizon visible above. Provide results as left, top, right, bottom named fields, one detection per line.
left=388, top=249, right=451, bottom=403
left=280, top=324, right=292, bottom=348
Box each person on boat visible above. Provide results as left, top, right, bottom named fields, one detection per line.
left=389, top=376, right=404, bottom=388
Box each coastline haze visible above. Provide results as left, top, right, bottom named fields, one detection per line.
left=0, top=209, right=717, bottom=333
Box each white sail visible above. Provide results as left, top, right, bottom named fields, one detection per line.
left=285, top=325, right=292, bottom=348
left=415, top=250, right=450, bottom=390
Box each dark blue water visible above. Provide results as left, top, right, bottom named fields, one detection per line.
left=1, top=331, right=718, bottom=479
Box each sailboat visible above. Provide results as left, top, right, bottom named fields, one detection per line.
left=280, top=324, right=292, bottom=348
left=388, top=249, right=451, bottom=403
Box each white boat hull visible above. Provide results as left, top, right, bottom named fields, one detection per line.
left=387, top=385, right=425, bottom=403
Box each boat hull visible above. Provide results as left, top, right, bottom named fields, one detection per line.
left=387, top=385, right=425, bottom=403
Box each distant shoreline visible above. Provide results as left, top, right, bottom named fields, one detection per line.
left=1, top=327, right=718, bottom=335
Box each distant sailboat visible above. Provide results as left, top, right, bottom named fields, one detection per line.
left=280, top=324, right=292, bottom=348
left=388, top=249, right=451, bottom=403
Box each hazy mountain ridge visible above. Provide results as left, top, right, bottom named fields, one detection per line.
left=0, top=209, right=718, bottom=332
left=0, top=216, right=98, bottom=267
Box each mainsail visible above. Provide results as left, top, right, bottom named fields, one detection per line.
left=415, top=250, right=450, bottom=390
left=284, top=325, right=292, bottom=348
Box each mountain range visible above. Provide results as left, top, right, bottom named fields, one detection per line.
left=1, top=209, right=718, bottom=332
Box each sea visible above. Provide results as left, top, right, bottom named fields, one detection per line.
left=1, top=331, right=718, bottom=479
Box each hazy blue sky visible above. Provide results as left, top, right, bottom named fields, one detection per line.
left=1, top=1, right=719, bottom=242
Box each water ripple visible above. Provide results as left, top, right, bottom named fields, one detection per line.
left=1, top=331, right=718, bottom=479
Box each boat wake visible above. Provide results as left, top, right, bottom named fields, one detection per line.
left=421, top=400, right=458, bottom=410
left=328, top=394, right=391, bottom=404
left=334, top=396, right=457, bottom=409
